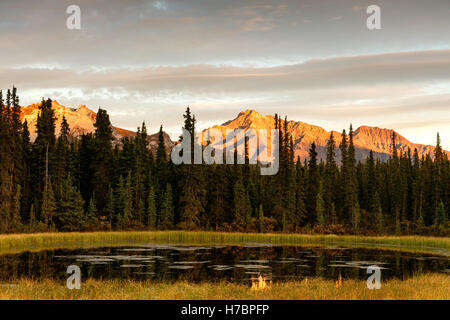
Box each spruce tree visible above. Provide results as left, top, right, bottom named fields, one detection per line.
left=56, top=175, right=86, bottom=231
left=21, top=120, right=32, bottom=221
left=92, top=108, right=114, bottom=214
left=324, top=132, right=338, bottom=220
left=178, top=108, right=206, bottom=230
left=316, top=181, right=326, bottom=226
left=353, top=201, right=361, bottom=234
left=10, top=185, right=23, bottom=232
left=345, top=125, right=358, bottom=226
left=294, top=158, right=306, bottom=229
left=435, top=201, right=447, bottom=228
left=105, top=186, right=114, bottom=228
left=233, top=176, right=249, bottom=229
left=395, top=207, right=401, bottom=235
left=114, top=176, right=126, bottom=229
left=373, top=191, right=383, bottom=233
left=208, top=165, right=228, bottom=230
left=124, top=171, right=133, bottom=224
left=29, top=204, right=36, bottom=232
left=41, top=179, right=56, bottom=228
left=86, top=197, right=99, bottom=230
left=32, top=98, right=56, bottom=213
left=284, top=157, right=296, bottom=230
left=306, top=142, right=319, bottom=225
left=160, top=184, right=174, bottom=229
left=156, top=125, right=167, bottom=164
left=147, top=185, right=157, bottom=229
left=55, top=115, right=71, bottom=199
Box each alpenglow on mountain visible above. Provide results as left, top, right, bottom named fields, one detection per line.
left=20, top=102, right=448, bottom=162
left=203, top=109, right=449, bottom=162
left=20, top=100, right=173, bottom=152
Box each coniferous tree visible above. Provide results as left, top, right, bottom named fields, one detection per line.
left=324, top=133, right=338, bottom=221
left=105, top=186, right=114, bottom=228
left=78, top=133, right=95, bottom=209
left=92, top=108, right=114, bottom=214
left=353, top=201, right=361, bottom=234
left=114, top=176, right=126, bottom=228
left=10, top=185, right=23, bottom=232
left=0, top=89, right=448, bottom=236
left=316, top=181, right=326, bottom=226
left=344, top=125, right=358, bottom=225
left=156, top=125, right=167, bottom=164
left=294, top=158, right=307, bottom=229
left=56, top=175, right=85, bottom=231
left=373, top=191, right=383, bottom=233
left=178, top=108, right=206, bottom=230
left=338, top=129, right=348, bottom=218
left=160, top=184, right=174, bottom=229
left=32, top=98, right=56, bottom=215
left=147, top=185, right=157, bottom=229
left=123, top=171, right=133, bottom=224
left=233, top=175, right=249, bottom=230
left=208, top=165, right=228, bottom=230
left=281, top=132, right=296, bottom=231
left=41, top=179, right=56, bottom=228
left=306, top=142, right=319, bottom=225
left=0, top=90, right=10, bottom=229
left=29, top=204, right=37, bottom=232
left=55, top=115, right=71, bottom=199
left=366, top=151, right=377, bottom=212
left=21, top=120, right=32, bottom=221
left=411, top=148, right=421, bottom=223
left=86, top=197, right=99, bottom=230
left=8, top=88, right=23, bottom=223
left=435, top=201, right=447, bottom=228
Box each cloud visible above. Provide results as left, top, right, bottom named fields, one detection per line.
left=2, top=50, right=450, bottom=145
left=1, top=0, right=450, bottom=69
left=1, top=1, right=450, bottom=147
left=152, top=1, right=168, bottom=11
left=328, top=16, right=343, bottom=21
left=239, top=16, right=276, bottom=32
left=3, top=50, right=449, bottom=95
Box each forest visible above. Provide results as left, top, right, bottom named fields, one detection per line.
left=0, top=88, right=448, bottom=236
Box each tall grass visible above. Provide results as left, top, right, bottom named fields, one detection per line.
left=0, top=273, right=448, bottom=300
left=0, top=231, right=449, bottom=255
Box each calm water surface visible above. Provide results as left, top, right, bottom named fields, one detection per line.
left=0, top=243, right=448, bottom=282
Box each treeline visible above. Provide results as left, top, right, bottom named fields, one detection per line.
left=0, top=88, right=448, bottom=235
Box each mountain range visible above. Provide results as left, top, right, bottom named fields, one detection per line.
left=206, top=109, right=449, bottom=162
left=20, top=100, right=174, bottom=153
left=19, top=102, right=448, bottom=162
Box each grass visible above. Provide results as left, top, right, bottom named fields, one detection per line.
left=0, top=231, right=448, bottom=300
left=0, top=273, right=448, bottom=300
left=0, top=231, right=449, bottom=255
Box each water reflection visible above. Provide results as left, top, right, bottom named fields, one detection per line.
left=0, top=244, right=448, bottom=283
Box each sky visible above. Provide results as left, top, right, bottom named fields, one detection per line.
left=0, top=0, right=449, bottom=149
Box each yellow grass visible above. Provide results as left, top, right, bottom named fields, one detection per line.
left=0, top=274, right=448, bottom=300
left=0, top=231, right=449, bottom=255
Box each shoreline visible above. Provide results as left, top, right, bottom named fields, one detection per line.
left=0, top=231, right=449, bottom=255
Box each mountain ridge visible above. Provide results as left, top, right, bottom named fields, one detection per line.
left=19, top=100, right=174, bottom=153
left=205, top=109, right=448, bottom=162
left=19, top=102, right=448, bottom=162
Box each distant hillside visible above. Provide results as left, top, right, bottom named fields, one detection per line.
left=203, top=109, right=448, bottom=162
left=20, top=102, right=447, bottom=162
left=20, top=101, right=173, bottom=153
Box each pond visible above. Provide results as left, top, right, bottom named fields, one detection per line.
left=0, top=243, right=448, bottom=283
